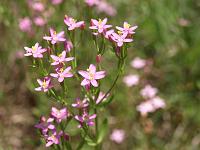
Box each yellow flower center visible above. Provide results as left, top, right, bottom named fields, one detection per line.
left=117, top=31, right=123, bottom=35
left=98, top=19, right=102, bottom=25
left=60, top=68, right=64, bottom=73
left=42, top=80, right=47, bottom=88
left=87, top=68, right=94, bottom=80
left=124, top=23, right=130, bottom=29
left=58, top=53, right=62, bottom=57
left=32, top=46, right=37, bottom=51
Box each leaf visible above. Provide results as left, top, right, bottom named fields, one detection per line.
left=85, top=136, right=97, bottom=146
left=97, top=118, right=108, bottom=144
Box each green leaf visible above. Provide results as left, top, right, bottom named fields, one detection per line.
left=85, top=136, right=97, bottom=146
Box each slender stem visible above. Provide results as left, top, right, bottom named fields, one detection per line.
left=98, top=72, right=120, bottom=103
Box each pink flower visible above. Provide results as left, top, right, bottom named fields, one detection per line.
left=72, top=98, right=89, bottom=108
left=78, top=64, right=106, bottom=87
left=35, top=77, right=53, bottom=92
left=111, top=32, right=133, bottom=47
left=140, top=85, right=158, bottom=99
left=43, top=28, right=66, bottom=44
left=136, top=96, right=166, bottom=116
left=151, top=96, right=166, bottom=109
left=64, top=15, right=85, bottom=31
left=64, top=40, right=73, bottom=52
left=96, top=1, right=117, bottom=16
left=136, top=101, right=155, bottom=116
left=24, top=42, right=46, bottom=58
left=46, top=130, right=63, bottom=147
left=50, top=66, right=73, bottom=82
left=51, top=0, right=63, bottom=5
left=123, top=74, right=139, bottom=87
left=75, top=110, right=96, bottom=127
left=110, top=129, right=125, bottom=144
left=34, top=16, right=46, bottom=26
left=19, top=17, right=32, bottom=32
left=50, top=51, right=74, bottom=66
left=96, top=92, right=109, bottom=104
left=35, top=116, right=55, bottom=136
left=116, top=22, right=137, bottom=35
left=32, top=2, right=45, bottom=12
left=85, top=0, right=99, bottom=6
left=130, top=57, right=146, bottom=69
left=104, top=29, right=114, bottom=39
left=51, top=107, right=67, bottom=123
left=89, top=18, right=112, bottom=35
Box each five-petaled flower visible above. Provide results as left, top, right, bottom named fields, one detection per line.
left=140, top=84, right=158, bottom=99
left=72, top=98, right=89, bottom=108
left=78, top=64, right=106, bottom=87
left=50, top=51, right=74, bottom=66
left=51, top=107, right=67, bottom=123
left=64, top=15, right=85, bottom=31
left=50, top=66, right=73, bottom=82
left=75, top=110, right=96, bottom=127
left=24, top=42, right=46, bottom=58
left=35, top=77, right=53, bottom=92
left=43, top=28, right=66, bottom=44
left=89, top=18, right=112, bottom=35
left=35, top=116, right=55, bottom=136
left=116, top=22, right=137, bottom=36
left=111, top=32, right=133, bottom=47
left=46, top=130, right=63, bottom=147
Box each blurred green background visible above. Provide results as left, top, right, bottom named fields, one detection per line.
left=0, top=0, right=200, bottom=149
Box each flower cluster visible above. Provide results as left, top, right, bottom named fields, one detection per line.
left=19, top=0, right=64, bottom=34
left=123, top=57, right=166, bottom=116
left=35, top=107, right=69, bottom=147
left=24, top=15, right=136, bottom=148
left=85, top=0, right=117, bottom=16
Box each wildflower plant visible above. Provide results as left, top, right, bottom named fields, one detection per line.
left=24, top=11, right=137, bottom=149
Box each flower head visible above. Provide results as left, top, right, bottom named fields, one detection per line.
left=50, top=51, right=74, bottom=66
left=64, top=40, right=73, bottom=52
left=111, top=32, right=133, bottom=47
left=89, top=18, right=112, bottom=35
left=32, top=2, right=45, bottom=12
left=24, top=42, right=46, bottom=58
left=43, top=28, right=66, bottom=44
left=51, top=0, right=63, bottom=5
left=131, top=57, right=146, bottom=69
left=110, top=129, right=125, bottom=144
left=136, top=96, right=165, bottom=116
left=19, top=17, right=32, bottom=32
left=46, top=130, right=63, bottom=147
left=51, top=107, right=67, bottom=123
left=64, top=15, right=85, bottom=31
left=72, top=98, right=89, bottom=108
left=116, top=22, right=137, bottom=35
left=34, top=16, right=46, bottom=27
left=35, top=77, right=53, bottom=92
left=151, top=96, right=166, bottom=109
left=123, top=74, right=139, bottom=87
left=35, top=116, right=55, bottom=136
left=75, top=110, right=96, bottom=127
left=78, top=64, right=106, bottom=87
left=50, top=66, right=73, bottom=82
left=85, top=0, right=99, bottom=6
left=140, top=85, right=158, bottom=99
left=96, top=1, right=117, bottom=16
left=136, top=101, right=155, bottom=116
